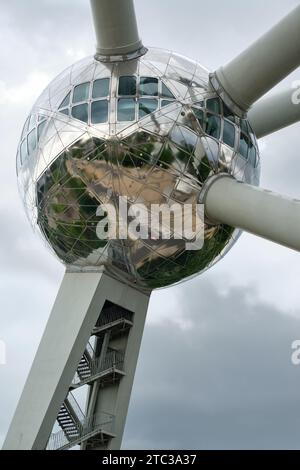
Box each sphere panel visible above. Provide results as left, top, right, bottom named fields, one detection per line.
left=17, top=49, right=260, bottom=289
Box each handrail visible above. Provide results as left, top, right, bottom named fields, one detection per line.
left=96, top=304, right=133, bottom=328
left=66, top=392, right=85, bottom=423
left=47, top=411, right=115, bottom=450
left=85, top=341, right=94, bottom=359
left=72, top=349, right=124, bottom=386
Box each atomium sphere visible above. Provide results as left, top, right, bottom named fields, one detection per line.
left=16, top=48, right=260, bottom=290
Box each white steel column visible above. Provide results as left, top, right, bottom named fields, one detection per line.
left=90, top=0, right=144, bottom=58
left=204, top=175, right=300, bottom=252
left=211, top=5, right=300, bottom=113
left=248, top=88, right=300, bottom=139
left=3, top=271, right=150, bottom=450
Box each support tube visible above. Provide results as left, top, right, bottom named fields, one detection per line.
left=211, top=5, right=300, bottom=114
left=90, top=0, right=145, bottom=60
left=248, top=87, right=300, bottom=139
left=205, top=175, right=300, bottom=252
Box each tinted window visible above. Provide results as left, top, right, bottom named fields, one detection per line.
left=193, top=108, right=204, bottom=129
left=27, top=128, right=37, bottom=154
left=206, top=98, right=221, bottom=114
left=161, top=100, right=173, bottom=108
left=60, top=108, right=69, bottom=116
left=92, top=79, right=110, bottom=99
left=240, top=119, right=250, bottom=136
left=238, top=132, right=249, bottom=159
left=170, top=126, right=197, bottom=151
left=222, top=120, right=235, bottom=148
left=71, top=104, right=89, bottom=123
left=223, top=102, right=235, bottom=122
left=59, top=91, right=71, bottom=109
left=139, top=77, right=158, bottom=96
left=206, top=114, right=221, bottom=139
left=38, top=120, right=47, bottom=141
left=21, top=117, right=30, bottom=138
left=248, top=142, right=257, bottom=166
left=28, top=114, right=36, bottom=132
left=20, top=139, right=28, bottom=163
left=91, top=100, right=108, bottom=124
left=161, top=82, right=175, bottom=99
left=73, top=82, right=90, bottom=103
left=118, top=99, right=135, bottom=121
left=139, top=99, right=158, bottom=117
left=118, top=76, right=136, bottom=96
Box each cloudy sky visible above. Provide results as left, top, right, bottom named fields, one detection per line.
left=1, top=0, right=300, bottom=450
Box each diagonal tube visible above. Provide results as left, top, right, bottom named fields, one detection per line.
left=204, top=175, right=300, bottom=252
left=90, top=0, right=145, bottom=61
left=248, top=87, right=300, bottom=139
left=210, top=5, right=300, bottom=115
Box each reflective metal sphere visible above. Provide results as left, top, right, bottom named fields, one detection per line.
left=16, top=48, right=260, bottom=289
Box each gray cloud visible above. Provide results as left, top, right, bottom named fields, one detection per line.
left=1, top=0, right=300, bottom=451
left=124, top=279, right=300, bottom=449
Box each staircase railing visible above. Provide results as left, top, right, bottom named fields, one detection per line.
left=72, top=349, right=124, bottom=387
left=96, top=304, right=133, bottom=328
left=85, top=341, right=94, bottom=359
left=67, top=392, right=85, bottom=423
left=47, top=411, right=115, bottom=450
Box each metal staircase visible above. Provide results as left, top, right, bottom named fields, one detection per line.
left=76, top=346, right=93, bottom=381
left=56, top=400, right=80, bottom=440
left=47, top=300, right=134, bottom=450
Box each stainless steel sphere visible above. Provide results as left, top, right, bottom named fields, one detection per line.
left=16, top=48, right=260, bottom=289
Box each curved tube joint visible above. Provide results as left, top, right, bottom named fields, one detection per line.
left=210, top=5, right=300, bottom=115
left=203, top=175, right=300, bottom=252
left=90, top=0, right=146, bottom=62
left=248, top=87, right=300, bottom=139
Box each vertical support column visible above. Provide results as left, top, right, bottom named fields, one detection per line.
left=3, top=271, right=151, bottom=450
left=84, top=286, right=150, bottom=450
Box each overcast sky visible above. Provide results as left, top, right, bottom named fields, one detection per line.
left=1, top=0, right=300, bottom=450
